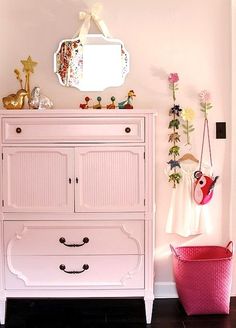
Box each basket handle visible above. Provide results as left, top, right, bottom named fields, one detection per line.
left=226, top=241, right=233, bottom=255
left=170, top=244, right=178, bottom=257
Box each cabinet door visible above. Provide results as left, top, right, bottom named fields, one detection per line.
left=75, top=146, right=145, bottom=212
left=2, top=147, right=74, bottom=212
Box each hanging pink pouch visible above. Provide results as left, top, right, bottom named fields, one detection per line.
left=193, top=116, right=219, bottom=205
left=193, top=171, right=219, bottom=205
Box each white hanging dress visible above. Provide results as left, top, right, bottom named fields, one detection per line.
left=166, top=161, right=211, bottom=237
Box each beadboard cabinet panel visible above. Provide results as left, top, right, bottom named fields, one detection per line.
left=2, top=146, right=145, bottom=213
left=75, top=146, right=145, bottom=212
left=2, top=147, right=74, bottom=212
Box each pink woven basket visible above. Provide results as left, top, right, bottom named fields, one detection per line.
left=170, top=241, right=233, bottom=315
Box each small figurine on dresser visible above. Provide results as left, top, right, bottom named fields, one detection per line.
left=106, top=96, right=116, bottom=109
left=118, top=90, right=136, bottom=109
left=29, top=86, right=53, bottom=110
left=2, top=89, right=28, bottom=109
left=93, top=96, right=102, bottom=109
left=80, top=96, right=91, bottom=109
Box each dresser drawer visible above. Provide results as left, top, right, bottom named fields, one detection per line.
left=5, top=255, right=144, bottom=289
left=4, top=221, right=144, bottom=256
left=2, top=117, right=144, bottom=143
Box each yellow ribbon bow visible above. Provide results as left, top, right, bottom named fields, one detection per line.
left=73, top=3, right=111, bottom=44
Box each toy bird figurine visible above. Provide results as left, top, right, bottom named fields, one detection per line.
left=118, top=90, right=136, bottom=109
left=80, top=96, right=91, bottom=109
left=106, top=96, right=116, bottom=109
left=2, top=89, right=28, bottom=109
left=93, top=96, right=102, bottom=109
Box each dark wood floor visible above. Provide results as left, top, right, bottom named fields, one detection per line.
left=2, top=297, right=236, bottom=327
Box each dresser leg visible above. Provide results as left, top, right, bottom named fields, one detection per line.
left=0, top=297, right=6, bottom=325
left=144, top=298, right=154, bottom=324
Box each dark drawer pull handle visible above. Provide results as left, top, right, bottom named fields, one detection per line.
left=59, top=237, right=89, bottom=247
left=125, top=127, right=131, bottom=133
left=16, top=127, right=22, bottom=134
left=59, top=264, right=89, bottom=274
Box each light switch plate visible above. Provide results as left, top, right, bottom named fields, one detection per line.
left=216, top=122, right=226, bottom=139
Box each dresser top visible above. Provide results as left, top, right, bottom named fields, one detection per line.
left=0, top=109, right=158, bottom=117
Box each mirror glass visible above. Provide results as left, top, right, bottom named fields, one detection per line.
left=54, top=34, right=129, bottom=91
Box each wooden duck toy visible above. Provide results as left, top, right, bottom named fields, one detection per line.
left=2, top=89, right=28, bottom=109
left=80, top=96, right=91, bottom=109
left=106, top=96, right=116, bottom=109
left=118, top=90, right=136, bottom=109
left=93, top=96, right=102, bottom=109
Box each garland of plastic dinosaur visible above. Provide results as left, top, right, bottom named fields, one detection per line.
left=167, top=73, right=182, bottom=188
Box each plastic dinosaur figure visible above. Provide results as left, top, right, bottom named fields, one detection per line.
left=168, top=119, right=180, bottom=129
left=167, top=159, right=181, bottom=170
left=169, top=104, right=182, bottom=116
left=168, top=132, right=181, bottom=143
left=169, top=145, right=180, bottom=156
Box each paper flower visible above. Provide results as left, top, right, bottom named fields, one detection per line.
left=199, top=90, right=213, bottom=118
left=181, top=108, right=195, bottom=145
left=181, top=108, right=195, bottom=122
left=168, top=73, right=179, bottom=102
left=199, top=90, right=211, bottom=103
left=168, top=73, right=179, bottom=84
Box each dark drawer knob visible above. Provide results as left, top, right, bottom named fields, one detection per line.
left=59, top=236, right=89, bottom=247
left=16, top=127, right=22, bottom=134
left=125, top=127, right=131, bottom=133
left=59, top=263, right=89, bottom=274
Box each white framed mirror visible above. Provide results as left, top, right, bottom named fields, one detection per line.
left=54, top=34, right=129, bottom=91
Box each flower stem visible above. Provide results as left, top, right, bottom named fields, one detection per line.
left=172, top=84, right=176, bottom=102
left=204, top=103, right=208, bottom=119
left=187, top=120, right=190, bottom=144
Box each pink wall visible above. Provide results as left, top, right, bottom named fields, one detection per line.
left=231, top=0, right=236, bottom=296
left=0, top=0, right=233, bottom=295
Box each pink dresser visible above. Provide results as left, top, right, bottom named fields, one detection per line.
left=0, top=109, right=156, bottom=324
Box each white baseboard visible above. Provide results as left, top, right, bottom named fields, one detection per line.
left=154, top=281, right=236, bottom=299
left=154, top=282, right=178, bottom=299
